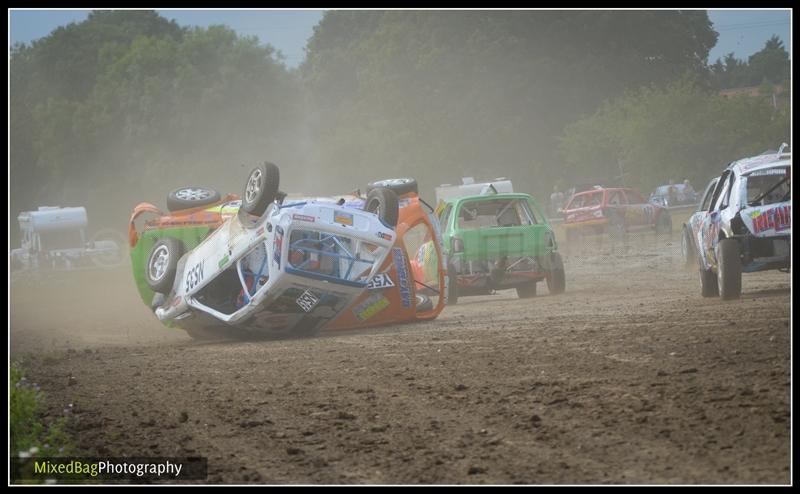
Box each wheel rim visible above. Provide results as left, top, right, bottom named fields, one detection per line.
left=149, top=245, right=170, bottom=282
left=366, top=198, right=382, bottom=216
left=175, top=187, right=213, bottom=201
left=245, top=169, right=263, bottom=204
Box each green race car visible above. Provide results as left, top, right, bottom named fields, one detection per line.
left=411, top=191, right=565, bottom=304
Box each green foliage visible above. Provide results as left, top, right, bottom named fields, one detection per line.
left=710, top=35, right=790, bottom=89
left=559, top=75, right=790, bottom=192
left=10, top=11, right=300, bottom=241
left=9, top=9, right=788, bottom=238
left=10, top=362, right=73, bottom=459
left=300, top=10, right=719, bottom=201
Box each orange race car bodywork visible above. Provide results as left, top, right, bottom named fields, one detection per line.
left=325, top=193, right=447, bottom=331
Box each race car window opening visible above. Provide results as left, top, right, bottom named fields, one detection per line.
left=747, top=171, right=790, bottom=206
left=406, top=221, right=441, bottom=295
left=709, top=171, right=732, bottom=211
left=414, top=278, right=441, bottom=295
left=567, top=191, right=602, bottom=209
left=194, top=266, right=246, bottom=315
left=518, top=200, right=538, bottom=225
left=718, top=173, right=735, bottom=210
left=457, top=199, right=532, bottom=229
left=287, top=230, right=379, bottom=285
left=439, top=204, right=453, bottom=229
left=700, top=179, right=719, bottom=211
left=608, top=191, right=625, bottom=206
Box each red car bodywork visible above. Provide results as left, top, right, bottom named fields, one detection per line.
left=561, top=187, right=669, bottom=235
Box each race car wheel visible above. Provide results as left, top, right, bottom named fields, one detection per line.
left=367, top=178, right=418, bottom=196
left=516, top=282, right=537, bottom=298
left=699, top=266, right=719, bottom=298
left=717, top=238, right=742, bottom=300
left=167, top=186, right=221, bottom=212
left=145, top=237, right=185, bottom=293
left=546, top=252, right=566, bottom=295
left=363, top=187, right=400, bottom=228
left=681, top=227, right=696, bottom=269
left=242, top=162, right=280, bottom=217
left=447, top=264, right=459, bottom=305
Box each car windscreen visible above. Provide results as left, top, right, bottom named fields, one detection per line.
left=746, top=168, right=790, bottom=206
left=457, top=198, right=535, bottom=229
left=287, top=229, right=381, bottom=284
left=565, top=191, right=603, bottom=210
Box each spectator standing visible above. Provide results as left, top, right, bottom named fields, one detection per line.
left=667, top=179, right=678, bottom=207
left=550, top=186, right=565, bottom=217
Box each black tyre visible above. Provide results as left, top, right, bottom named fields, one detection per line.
left=145, top=237, right=185, bottom=293
left=447, top=264, right=459, bottom=305
left=242, top=162, right=280, bottom=217
left=681, top=227, right=696, bottom=269
left=699, top=267, right=719, bottom=297
left=415, top=293, right=434, bottom=312
left=363, top=187, right=400, bottom=228
left=167, top=186, right=221, bottom=212
left=546, top=252, right=566, bottom=295
left=717, top=238, right=742, bottom=300
left=516, top=282, right=537, bottom=298
left=367, top=178, right=418, bottom=196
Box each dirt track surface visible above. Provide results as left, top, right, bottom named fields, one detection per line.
left=11, top=237, right=791, bottom=485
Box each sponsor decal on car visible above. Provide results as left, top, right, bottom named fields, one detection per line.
left=392, top=247, right=412, bottom=308
left=376, top=231, right=393, bottom=241
left=750, top=205, right=791, bottom=234
left=218, top=254, right=229, bottom=269
left=367, top=273, right=395, bottom=290
left=185, top=260, right=205, bottom=291
left=292, top=214, right=315, bottom=222
left=296, top=289, right=320, bottom=313
left=334, top=211, right=354, bottom=226
left=352, top=293, right=391, bottom=321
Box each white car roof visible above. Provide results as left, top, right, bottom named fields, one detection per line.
left=727, top=152, right=791, bottom=176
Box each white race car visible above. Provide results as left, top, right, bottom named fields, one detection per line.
left=145, top=162, right=400, bottom=338
left=683, top=144, right=791, bottom=299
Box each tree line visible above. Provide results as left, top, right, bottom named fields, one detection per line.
left=10, top=10, right=790, bottom=242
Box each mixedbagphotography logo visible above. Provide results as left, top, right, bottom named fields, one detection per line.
left=10, top=457, right=208, bottom=483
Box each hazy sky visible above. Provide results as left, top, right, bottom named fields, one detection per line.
left=8, top=9, right=791, bottom=67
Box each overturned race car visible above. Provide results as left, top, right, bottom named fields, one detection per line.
left=128, top=164, right=447, bottom=339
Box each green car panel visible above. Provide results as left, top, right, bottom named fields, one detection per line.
left=441, top=193, right=556, bottom=262
left=130, top=226, right=213, bottom=307
left=423, top=192, right=563, bottom=299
